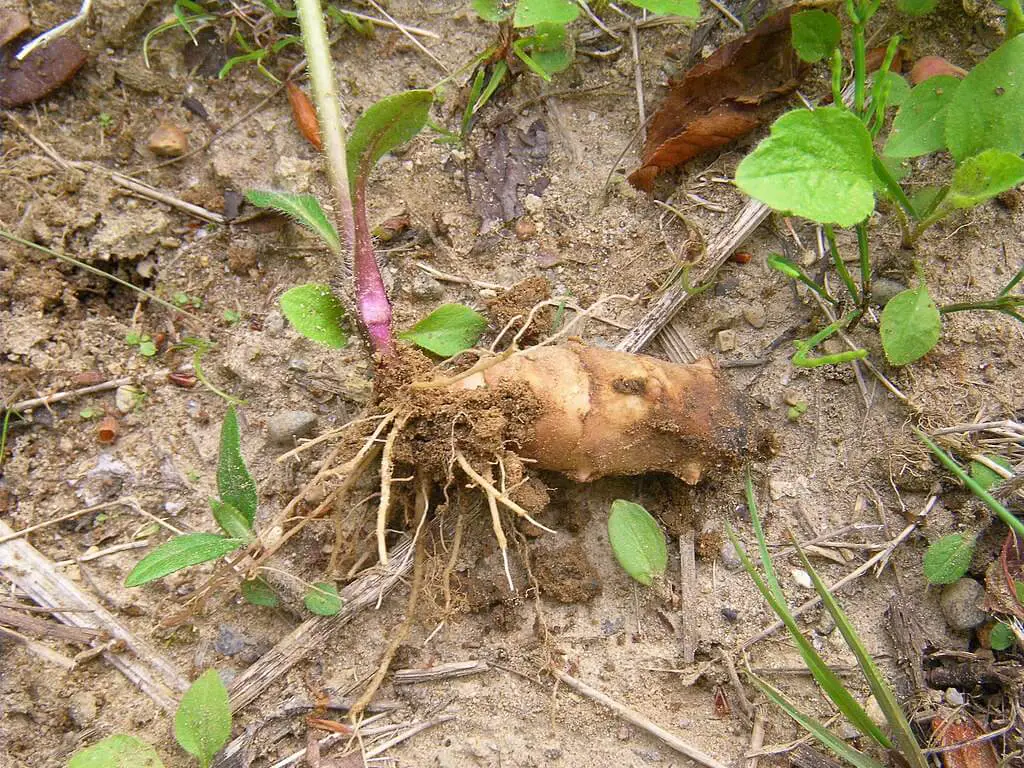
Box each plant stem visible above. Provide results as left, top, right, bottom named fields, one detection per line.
left=353, top=183, right=396, bottom=355
left=1005, top=0, right=1024, bottom=38
left=939, top=295, right=1024, bottom=319
left=871, top=154, right=918, bottom=222
left=855, top=222, right=871, bottom=308
left=852, top=19, right=867, bottom=115
left=823, top=225, right=860, bottom=304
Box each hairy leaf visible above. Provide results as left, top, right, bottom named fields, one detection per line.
left=607, top=500, right=668, bottom=586
left=472, top=0, right=512, bottom=22
left=990, top=622, right=1015, bottom=650
left=735, top=107, right=876, bottom=227
left=791, top=10, right=841, bottom=63
left=346, top=90, right=433, bottom=191
left=304, top=581, right=342, bottom=615
left=278, top=283, right=349, bottom=348
left=209, top=499, right=252, bottom=540
left=945, top=149, right=1024, bottom=209
left=874, top=71, right=911, bottom=108
left=398, top=304, right=488, bottom=357
left=175, top=670, right=232, bottom=768
left=884, top=76, right=959, bottom=159
left=217, top=406, right=257, bottom=524
left=627, top=0, right=700, bottom=17
left=945, top=35, right=1024, bottom=161
left=69, top=735, right=165, bottom=768
left=970, top=455, right=1013, bottom=490
left=923, top=533, right=977, bottom=584
left=513, top=0, right=579, bottom=27
left=125, top=534, right=243, bottom=587
left=241, top=577, right=279, bottom=607
left=879, top=283, right=941, bottom=365
left=243, top=190, right=340, bottom=253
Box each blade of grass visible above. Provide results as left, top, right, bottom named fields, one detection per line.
left=726, top=522, right=892, bottom=748
left=746, top=669, right=886, bottom=768
left=746, top=469, right=784, bottom=603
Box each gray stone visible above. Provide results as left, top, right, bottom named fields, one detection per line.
left=945, top=687, right=965, bottom=706
left=940, top=578, right=988, bottom=632
left=264, top=310, right=286, bottom=337
left=214, top=624, right=250, bottom=656
left=267, top=411, right=318, bottom=445
left=742, top=304, right=767, bottom=329
left=719, top=541, right=743, bottom=570
left=716, top=329, right=737, bottom=353
left=872, top=278, right=907, bottom=307
left=67, top=691, right=98, bottom=728
left=406, top=274, right=444, bottom=301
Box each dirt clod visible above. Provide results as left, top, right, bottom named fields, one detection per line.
left=531, top=541, right=602, bottom=603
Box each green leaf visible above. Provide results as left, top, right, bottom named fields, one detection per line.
left=243, top=190, right=340, bottom=254
left=896, top=0, right=937, bottom=14
left=519, top=22, right=574, bottom=78
left=347, top=90, right=433, bottom=191
left=945, top=149, right=1024, bottom=209
left=923, top=533, right=977, bottom=584
left=125, top=534, right=243, bottom=587
left=279, top=283, right=349, bottom=349
left=174, top=669, right=232, bottom=768
left=884, top=76, right=959, bottom=159
left=398, top=303, right=488, bottom=357
left=210, top=499, right=252, bottom=540
left=970, top=455, right=1013, bottom=490
left=875, top=71, right=911, bottom=108
left=945, top=35, right=1024, bottom=161
left=735, top=107, right=876, bottom=227
left=304, top=581, right=342, bottom=615
left=909, top=185, right=946, bottom=217
left=990, top=622, right=1016, bottom=650
left=607, top=500, right=668, bottom=586
left=69, top=735, right=165, bottom=768
left=513, top=0, right=579, bottom=27
left=217, top=406, right=257, bottom=524
left=472, top=0, right=513, bottom=21
left=626, top=0, right=700, bottom=17
left=138, top=340, right=158, bottom=357
left=879, top=283, right=941, bottom=366
left=241, top=577, right=279, bottom=607
left=791, top=10, right=841, bottom=64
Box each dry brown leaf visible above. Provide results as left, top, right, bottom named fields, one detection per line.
left=932, top=713, right=1000, bottom=768
left=287, top=80, right=322, bottom=151
left=629, top=7, right=807, bottom=191
left=0, top=37, right=88, bottom=108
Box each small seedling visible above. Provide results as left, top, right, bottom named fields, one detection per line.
left=68, top=669, right=232, bottom=768
left=303, top=580, right=342, bottom=615
left=79, top=406, right=103, bottom=420
left=125, top=330, right=158, bottom=358
left=172, top=291, right=203, bottom=309
left=221, top=309, right=241, bottom=324
left=607, top=499, right=668, bottom=586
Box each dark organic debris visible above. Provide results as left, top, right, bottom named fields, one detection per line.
left=0, top=37, right=88, bottom=108
left=470, top=119, right=550, bottom=233
left=629, top=7, right=806, bottom=191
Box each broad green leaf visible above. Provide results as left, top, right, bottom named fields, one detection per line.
left=874, top=71, right=911, bottom=108
left=210, top=499, right=252, bottom=540
left=518, top=23, right=574, bottom=79
left=746, top=672, right=886, bottom=768
left=607, top=500, right=668, bottom=586
left=125, top=534, right=243, bottom=587
left=970, top=455, right=1013, bottom=490
left=795, top=545, right=929, bottom=767
left=243, top=190, right=340, bottom=254
left=217, top=406, right=258, bottom=524
left=879, top=283, right=941, bottom=366
left=278, top=283, right=349, bottom=348
left=990, top=622, right=1016, bottom=650
left=735, top=107, right=876, bottom=227
left=791, top=10, right=841, bottom=63
left=398, top=303, right=488, bottom=357
left=304, top=581, right=342, bottom=615
left=923, top=533, right=977, bottom=584
left=884, top=76, right=959, bottom=159
left=513, top=0, right=579, bottom=27
left=945, top=35, right=1024, bottom=161
left=626, top=0, right=700, bottom=17
left=896, top=0, right=937, bottom=14
left=174, top=670, right=232, bottom=768
left=241, top=577, right=279, bottom=607
left=346, top=90, right=433, bottom=191
left=945, top=149, right=1024, bottom=209
left=472, top=0, right=513, bottom=21
left=69, top=735, right=165, bottom=768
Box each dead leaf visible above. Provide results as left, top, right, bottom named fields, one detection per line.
left=629, top=7, right=807, bottom=191
left=0, top=37, right=88, bottom=108
left=286, top=80, right=322, bottom=150
left=0, top=10, right=30, bottom=49
left=931, top=713, right=999, bottom=768
left=470, top=118, right=549, bottom=233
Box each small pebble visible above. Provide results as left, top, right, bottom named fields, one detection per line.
left=792, top=568, right=813, bottom=589
left=214, top=624, right=251, bottom=657
left=782, top=388, right=802, bottom=407
left=479, top=288, right=498, bottom=299
left=287, top=358, right=309, bottom=373
left=114, top=385, right=141, bottom=413
left=742, top=305, right=767, bottom=329
left=406, top=274, right=444, bottom=301
left=263, top=310, right=286, bottom=337
left=721, top=606, right=739, bottom=622
left=148, top=122, right=189, bottom=157
left=523, top=193, right=543, bottom=214
left=719, top=541, right=743, bottom=570
left=816, top=613, right=836, bottom=636
left=266, top=410, right=318, bottom=445
left=716, top=329, right=736, bottom=353
left=872, top=278, right=907, bottom=307
left=945, top=687, right=965, bottom=706
left=940, top=578, right=988, bottom=632
left=67, top=691, right=98, bottom=728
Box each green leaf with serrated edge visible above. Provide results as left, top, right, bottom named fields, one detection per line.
left=279, top=283, right=349, bottom=349
left=217, top=406, right=257, bottom=524
left=970, top=455, right=1013, bottom=490
left=746, top=672, right=887, bottom=768
left=725, top=522, right=892, bottom=748
left=398, top=304, right=488, bottom=357
left=304, top=581, right=342, bottom=615
left=125, top=534, right=243, bottom=587
left=513, top=0, right=579, bottom=27
left=346, top=90, right=433, bottom=193
left=791, top=10, right=841, bottom=64
left=896, top=0, right=937, bottom=14
left=735, top=107, right=876, bottom=227
left=174, top=669, right=232, bottom=768
left=210, top=499, right=252, bottom=540
left=874, top=71, right=911, bottom=108
left=923, top=533, right=976, bottom=584
left=472, top=0, right=512, bottom=21
left=69, top=735, right=166, bottom=768
left=884, top=76, right=959, bottom=159
left=626, top=0, right=700, bottom=17
left=243, top=190, right=340, bottom=254
left=946, top=35, right=1024, bottom=161
left=241, top=577, right=279, bottom=607
left=794, top=544, right=929, bottom=767
left=945, top=150, right=1024, bottom=209
left=879, top=284, right=941, bottom=366
left=607, top=500, right=668, bottom=586
left=990, top=622, right=1016, bottom=650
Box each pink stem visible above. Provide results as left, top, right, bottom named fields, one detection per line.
left=353, top=182, right=395, bottom=356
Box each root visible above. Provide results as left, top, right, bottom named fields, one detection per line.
left=375, top=415, right=408, bottom=566
left=441, top=512, right=464, bottom=616
left=455, top=452, right=556, bottom=535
